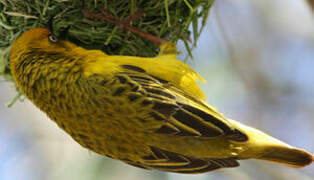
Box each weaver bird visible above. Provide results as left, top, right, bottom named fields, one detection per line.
left=9, top=23, right=313, bottom=173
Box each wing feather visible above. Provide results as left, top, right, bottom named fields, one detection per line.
left=114, top=66, right=247, bottom=141
left=82, top=61, right=248, bottom=173
left=85, top=64, right=247, bottom=173
left=138, top=146, right=239, bottom=174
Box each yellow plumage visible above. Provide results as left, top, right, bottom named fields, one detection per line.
left=9, top=28, right=313, bottom=174
left=83, top=42, right=206, bottom=99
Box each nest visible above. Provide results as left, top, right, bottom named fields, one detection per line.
left=0, top=0, right=214, bottom=82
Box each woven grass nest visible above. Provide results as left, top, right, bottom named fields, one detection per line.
left=0, top=0, right=214, bottom=83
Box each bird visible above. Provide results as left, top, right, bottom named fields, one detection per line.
left=9, top=27, right=313, bottom=174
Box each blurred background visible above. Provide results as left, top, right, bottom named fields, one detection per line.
left=1, top=0, right=314, bottom=179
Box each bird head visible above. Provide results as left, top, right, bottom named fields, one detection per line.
left=10, top=27, right=77, bottom=60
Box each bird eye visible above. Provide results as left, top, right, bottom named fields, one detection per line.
left=48, top=34, right=58, bottom=43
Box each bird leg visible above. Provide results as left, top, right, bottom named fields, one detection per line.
left=82, top=8, right=167, bottom=46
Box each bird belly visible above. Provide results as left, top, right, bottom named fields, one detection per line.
left=49, top=107, right=152, bottom=162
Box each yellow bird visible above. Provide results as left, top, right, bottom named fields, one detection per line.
left=9, top=27, right=313, bottom=174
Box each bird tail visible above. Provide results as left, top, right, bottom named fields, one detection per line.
left=257, top=146, right=314, bottom=168
left=227, top=119, right=314, bottom=168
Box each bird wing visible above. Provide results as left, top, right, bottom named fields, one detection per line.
left=124, top=146, right=239, bottom=174
left=112, top=64, right=248, bottom=141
